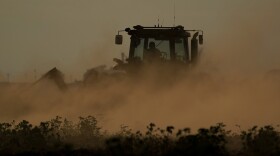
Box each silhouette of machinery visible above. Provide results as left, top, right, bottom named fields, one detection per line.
left=114, top=25, right=204, bottom=73
left=36, top=25, right=204, bottom=88
left=34, top=67, right=67, bottom=90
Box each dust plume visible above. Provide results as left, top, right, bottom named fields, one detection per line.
left=1, top=28, right=280, bottom=132
left=0, top=61, right=280, bottom=133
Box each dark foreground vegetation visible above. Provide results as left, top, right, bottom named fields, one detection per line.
left=1, top=116, right=280, bottom=156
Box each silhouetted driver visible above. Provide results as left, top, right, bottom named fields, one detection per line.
left=144, top=41, right=161, bottom=62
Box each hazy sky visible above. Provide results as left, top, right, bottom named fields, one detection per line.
left=1, top=0, right=280, bottom=81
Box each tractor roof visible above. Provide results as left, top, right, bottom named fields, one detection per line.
left=125, top=25, right=191, bottom=38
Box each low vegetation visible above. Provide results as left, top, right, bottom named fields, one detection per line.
left=0, top=116, right=279, bottom=155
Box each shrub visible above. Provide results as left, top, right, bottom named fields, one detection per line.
left=241, top=125, right=280, bottom=156
left=1, top=117, right=280, bottom=156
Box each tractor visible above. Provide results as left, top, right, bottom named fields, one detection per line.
left=36, top=25, right=204, bottom=88
left=83, top=25, right=204, bottom=85
left=113, top=25, right=204, bottom=74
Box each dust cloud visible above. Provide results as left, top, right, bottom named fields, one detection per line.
left=1, top=27, right=280, bottom=132
left=0, top=60, right=280, bottom=133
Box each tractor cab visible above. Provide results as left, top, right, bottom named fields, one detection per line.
left=114, top=25, right=203, bottom=72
